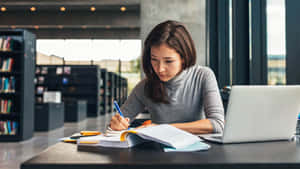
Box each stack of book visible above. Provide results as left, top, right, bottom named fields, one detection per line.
left=0, top=77, right=15, bottom=93
left=0, top=37, right=14, bottom=51
left=0, top=120, right=18, bottom=135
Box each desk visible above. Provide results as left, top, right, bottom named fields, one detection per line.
left=21, top=140, right=300, bottom=169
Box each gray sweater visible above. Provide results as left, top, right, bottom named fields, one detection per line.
left=121, top=65, right=225, bottom=133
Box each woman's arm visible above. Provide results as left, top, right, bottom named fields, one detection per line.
left=169, top=68, right=224, bottom=134
left=201, top=68, right=225, bottom=133
left=110, top=80, right=146, bottom=130
left=170, top=119, right=213, bottom=134
left=137, top=120, right=213, bottom=134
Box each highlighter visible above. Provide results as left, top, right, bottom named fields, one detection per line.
left=80, top=131, right=101, bottom=136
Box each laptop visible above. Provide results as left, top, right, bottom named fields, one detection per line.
left=201, top=85, right=300, bottom=144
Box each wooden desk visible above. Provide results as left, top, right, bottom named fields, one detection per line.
left=21, top=140, right=300, bottom=169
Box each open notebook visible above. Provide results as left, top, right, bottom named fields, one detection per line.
left=77, top=124, right=210, bottom=151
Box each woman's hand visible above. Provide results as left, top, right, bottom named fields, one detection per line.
left=109, top=114, right=130, bottom=131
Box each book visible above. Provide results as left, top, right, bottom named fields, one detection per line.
left=7, top=100, right=12, bottom=113
left=8, top=58, right=14, bottom=72
left=64, top=66, right=71, bottom=74
left=36, top=86, right=44, bottom=94
left=41, top=67, right=48, bottom=74
left=77, top=124, right=209, bottom=151
left=0, top=38, right=3, bottom=50
left=56, top=67, right=63, bottom=75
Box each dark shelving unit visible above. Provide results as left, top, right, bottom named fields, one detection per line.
left=120, top=77, right=128, bottom=105
left=64, top=100, right=87, bottom=122
left=100, top=69, right=108, bottom=115
left=113, top=72, right=119, bottom=105
left=35, top=103, right=64, bottom=131
left=35, top=65, right=101, bottom=117
left=107, top=72, right=114, bottom=114
left=0, top=29, right=36, bottom=141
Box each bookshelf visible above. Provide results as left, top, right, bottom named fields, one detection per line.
left=116, top=73, right=122, bottom=104
left=120, top=77, right=128, bottom=104
left=35, top=103, right=64, bottom=131
left=35, top=65, right=101, bottom=117
left=0, top=29, right=36, bottom=141
left=107, top=72, right=115, bottom=114
left=105, top=72, right=129, bottom=113
left=100, top=69, right=108, bottom=115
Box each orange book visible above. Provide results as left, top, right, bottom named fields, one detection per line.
left=141, top=120, right=152, bottom=126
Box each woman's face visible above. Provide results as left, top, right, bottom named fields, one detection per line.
left=150, top=43, right=183, bottom=82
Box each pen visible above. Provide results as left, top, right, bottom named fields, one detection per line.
left=113, top=100, right=124, bottom=117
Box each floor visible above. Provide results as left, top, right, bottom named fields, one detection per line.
left=0, top=114, right=113, bottom=169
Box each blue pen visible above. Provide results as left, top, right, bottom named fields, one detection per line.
left=113, top=100, right=124, bottom=117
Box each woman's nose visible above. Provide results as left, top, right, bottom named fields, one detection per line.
left=158, top=63, right=166, bottom=72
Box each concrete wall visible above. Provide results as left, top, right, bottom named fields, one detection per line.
left=37, top=53, right=133, bottom=72
left=140, top=0, right=206, bottom=66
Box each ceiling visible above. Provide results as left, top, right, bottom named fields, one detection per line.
left=0, top=0, right=141, bottom=39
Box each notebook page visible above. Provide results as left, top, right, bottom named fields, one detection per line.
left=136, top=124, right=201, bottom=149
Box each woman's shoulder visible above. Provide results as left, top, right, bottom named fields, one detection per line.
left=189, top=65, right=215, bottom=77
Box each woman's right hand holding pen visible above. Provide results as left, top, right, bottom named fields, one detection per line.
left=110, top=114, right=130, bottom=131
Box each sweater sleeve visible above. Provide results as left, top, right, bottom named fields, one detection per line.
left=120, top=80, right=146, bottom=122
left=201, top=68, right=225, bottom=133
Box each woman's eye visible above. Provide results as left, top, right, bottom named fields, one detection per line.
left=166, top=60, right=174, bottom=63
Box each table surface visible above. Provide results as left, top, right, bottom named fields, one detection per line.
left=21, top=140, right=300, bottom=169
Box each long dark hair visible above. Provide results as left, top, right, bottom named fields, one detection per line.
left=142, top=20, right=196, bottom=103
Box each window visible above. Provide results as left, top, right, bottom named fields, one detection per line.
left=266, top=0, right=286, bottom=85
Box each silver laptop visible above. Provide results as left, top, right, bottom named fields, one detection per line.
left=201, top=85, right=300, bottom=144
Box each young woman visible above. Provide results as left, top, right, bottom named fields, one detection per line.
left=110, top=20, right=224, bottom=134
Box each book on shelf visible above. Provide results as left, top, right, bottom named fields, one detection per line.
left=56, top=67, right=63, bottom=75
left=0, top=120, right=18, bottom=135
left=0, top=37, right=13, bottom=51
left=0, top=38, right=3, bottom=50
left=36, top=86, right=44, bottom=94
left=41, top=67, right=48, bottom=74
left=9, top=77, right=15, bottom=92
left=64, top=66, right=71, bottom=74
left=37, top=76, right=45, bottom=84
left=0, top=99, right=11, bottom=113
left=77, top=124, right=210, bottom=152
left=36, top=96, right=43, bottom=103
left=0, top=58, right=14, bottom=72
left=35, top=67, right=40, bottom=74
left=0, top=77, right=15, bottom=93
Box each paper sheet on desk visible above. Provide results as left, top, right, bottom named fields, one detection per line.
left=163, top=141, right=210, bottom=152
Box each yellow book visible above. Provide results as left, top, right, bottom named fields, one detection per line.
left=80, top=131, right=101, bottom=136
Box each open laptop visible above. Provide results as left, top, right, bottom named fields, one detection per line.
left=201, top=85, right=300, bottom=144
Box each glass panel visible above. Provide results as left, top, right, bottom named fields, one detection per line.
left=266, top=0, right=286, bottom=85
